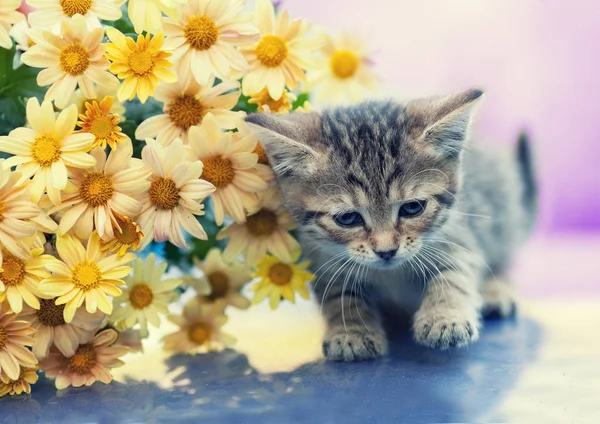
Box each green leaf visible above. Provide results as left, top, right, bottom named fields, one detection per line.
left=120, top=97, right=163, bottom=158
left=292, top=92, right=310, bottom=110
left=233, top=94, right=258, bottom=114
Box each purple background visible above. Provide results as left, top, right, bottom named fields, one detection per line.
left=277, top=0, right=600, bottom=234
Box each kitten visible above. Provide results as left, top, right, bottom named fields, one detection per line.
left=245, top=89, right=537, bottom=361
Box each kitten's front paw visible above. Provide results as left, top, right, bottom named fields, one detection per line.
left=323, top=330, right=388, bottom=362
left=482, top=280, right=517, bottom=318
left=413, top=310, right=479, bottom=350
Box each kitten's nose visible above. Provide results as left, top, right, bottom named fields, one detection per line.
left=375, top=249, right=397, bottom=261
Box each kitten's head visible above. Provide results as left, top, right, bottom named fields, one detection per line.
left=246, top=89, right=483, bottom=269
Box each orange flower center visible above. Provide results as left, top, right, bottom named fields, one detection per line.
left=36, top=299, right=67, bottom=327
left=167, top=95, right=203, bottom=130
left=60, top=0, right=92, bottom=17
left=80, top=172, right=114, bottom=207
left=330, top=50, right=360, bottom=79
left=0, top=254, right=26, bottom=287
left=114, top=216, right=143, bottom=246
left=185, top=16, right=219, bottom=50
left=0, top=325, right=7, bottom=349
left=31, top=135, right=61, bottom=167
left=149, top=177, right=180, bottom=210
left=60, top=43, right=90, bottom=76
left=253, top=143, right=269, bottom=165
left=187, top=322, right=210, bottom=345
left=256, top=35, right=288, bottom=67
left=206, top=271, right=229, bottom=301
left=246, top=209, right=277, bottom=236
left=68, top=343, right=97, bottom=375
left=129, top=283, right=154, bottom=309
left=89, top=114, right=117, bottom=140
left=268, top=263, right=293, bottom=286
left=201, top=156, right=234, bottom=188
left=72, top=261, right=101, bottom=291
left=128, top=50, right=154, bottom=76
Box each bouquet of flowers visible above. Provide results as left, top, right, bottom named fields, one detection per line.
left=0, top=0, right=379, bottom=396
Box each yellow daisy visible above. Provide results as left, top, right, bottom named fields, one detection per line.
left=111, top=253, right=182, bottom=337
left=100, top=215, right=145, bottom=257
left=27, top=0, right=123, bottom=31
left=128, top=0, right=183, bottom=35
left=233, top=121, right=275, bottom=181
left=0, top=248, right=55, bottom=314
left=217, top=186, right=300, bottom=265
left=250, top=254, right=313, bottom=310
left=21, top=14, right=119, bottom=109
left=0, top=99, right=96, bottom=205
left=8, top=19, right=33, bottom=52
left=72, top=85, right=126, bottom=117
left=38, top=233, right=136, bottom=323
left=162, top=0, right=259, bottom=86
left=137, top=138, right=215, bottom=249
left=248, top=88, right=296, bottom=114
left=0, top=367, right=38, bottom=398
left=135, top=76, right=244, bottom=146
left=0, top=311, right=37, bottom=381
left=19, top=300, right=105, bottom=359
left=309, top=31, right=379, bottom=105
left=0, top=0, right=23, bottom=50
left=76, top=96, right=128, bottom=150
left=192, top=248, right=251, bottom=310
left=162, top=297, right=235, bottom=353
left=240, top=0, right=325, bottom=100
left=104, top=28, right=177, bottom=104
left=187, top=113, right=269, bottom=225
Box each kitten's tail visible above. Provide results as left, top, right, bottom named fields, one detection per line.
left=516, top=131, right=537, bottom=231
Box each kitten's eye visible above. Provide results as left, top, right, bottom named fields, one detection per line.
left=334, top=212, right=364, bottom=228
left=399, top=200, right=427, bottom=217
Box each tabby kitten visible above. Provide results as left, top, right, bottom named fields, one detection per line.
left=245, top=89, right=536, bottom=361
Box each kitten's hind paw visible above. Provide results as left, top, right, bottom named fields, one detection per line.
left=323, top=330, right=388, bottom=362
left=413, top=309, right=479, bottom=350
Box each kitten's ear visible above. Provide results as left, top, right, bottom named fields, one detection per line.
left=245, top=112, right=323, bottom=177
left=407, top=88, right=484, bottom=157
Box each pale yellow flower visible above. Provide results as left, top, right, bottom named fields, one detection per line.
left=0, top=0, right=23, bottom=50
left=309, top=31, right=379, bottom=105
left=128, top=0, right=183, bottom=34
left=218, top=186, right=300, bottom=265
left=187, top=114, right=269, bottom=224
left=72, top=85, right=126, bottom=117
left=111, top=253, right=182, bottom=337
left=100, top=215, right=145, bottom=257
left=38, top=233, right=135, bottom=323
left=0, top=367, right=38, bottom=398
left=135, top=76, right=244, bottom=146
left=234, top=121, right=274, bottom=180
left=0, top=248, right=54, bottom=314
left=27, top=0, right=123, bottom=31
left=8, top=19, right=33, bottom=52
left=162, top=297, right=235, bottom=353
left=21, top=14, right=118, bottom=109
left=163, top=0, right=259, bottom=86
left=248, top=88, right=296, bottom=114
left=39, top=328, right=128, bottom=389
left=137, top=138, right=215, bottom=249
left=193, top=248, right=251, bottom=310
left=76, top=96, right=128, bottom=150
left=240, top=0, right=325, bottom=100
left=0, top=311, right=37, bottom=381
left=250, top=254, right=313, bottom=310
left=105, top=28, right=177, bottom=103
left=0, top=99, right=96, bottom=205
left=19, top=300, right=105, bottom=359
left=51, top=141, right=151, bottom=240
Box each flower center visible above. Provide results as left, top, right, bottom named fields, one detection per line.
left=0, top=254, right=26, bottom=287
left=115, top=217, right=143, bottom=245
left=268, top=263, right=293, bottom=286
left=129, top=284, right=154, bottom=309
left=256, top=35, right=288, bottom=67
left=128, top=50, right=154, bottom=76
left=0, top=325, right=7, bottom=349
left=60, top=43, right=90, bottom=76
left=253, top=143, right=269, bottom=165
left=36, top=299, right=67, bottom=327
left=72, top=261, right=101, bottom=291
left=330, top=50, right=360, bottom=79
left=246, top=209, right=278, bottom=236
left=68, top=344, right=97, bottom=375
left=59, top=0, right=92, bottom=17
left=206, top=271, right=229, bottom=301
left=185, top=16, right=219, bottom=50
left=187, top=322, right=210, bottom=345
left=80, top=172, right=114, bottom=207
left=201, top=156, right=234, bottom=188
left=89, top=114, right=116, bottom=140
left=167, top=95, right=203, bottom=130
left=31, top=135, right=61, bottom=167
left=149, top=178, right=180, bottom=210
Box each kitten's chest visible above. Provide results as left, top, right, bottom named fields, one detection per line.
left=369, top=267, right=424, bottom=314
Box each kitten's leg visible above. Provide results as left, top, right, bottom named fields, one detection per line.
left=481, top=277, right=517, bottom=318
left=319, top=287, right=388, bottom=362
